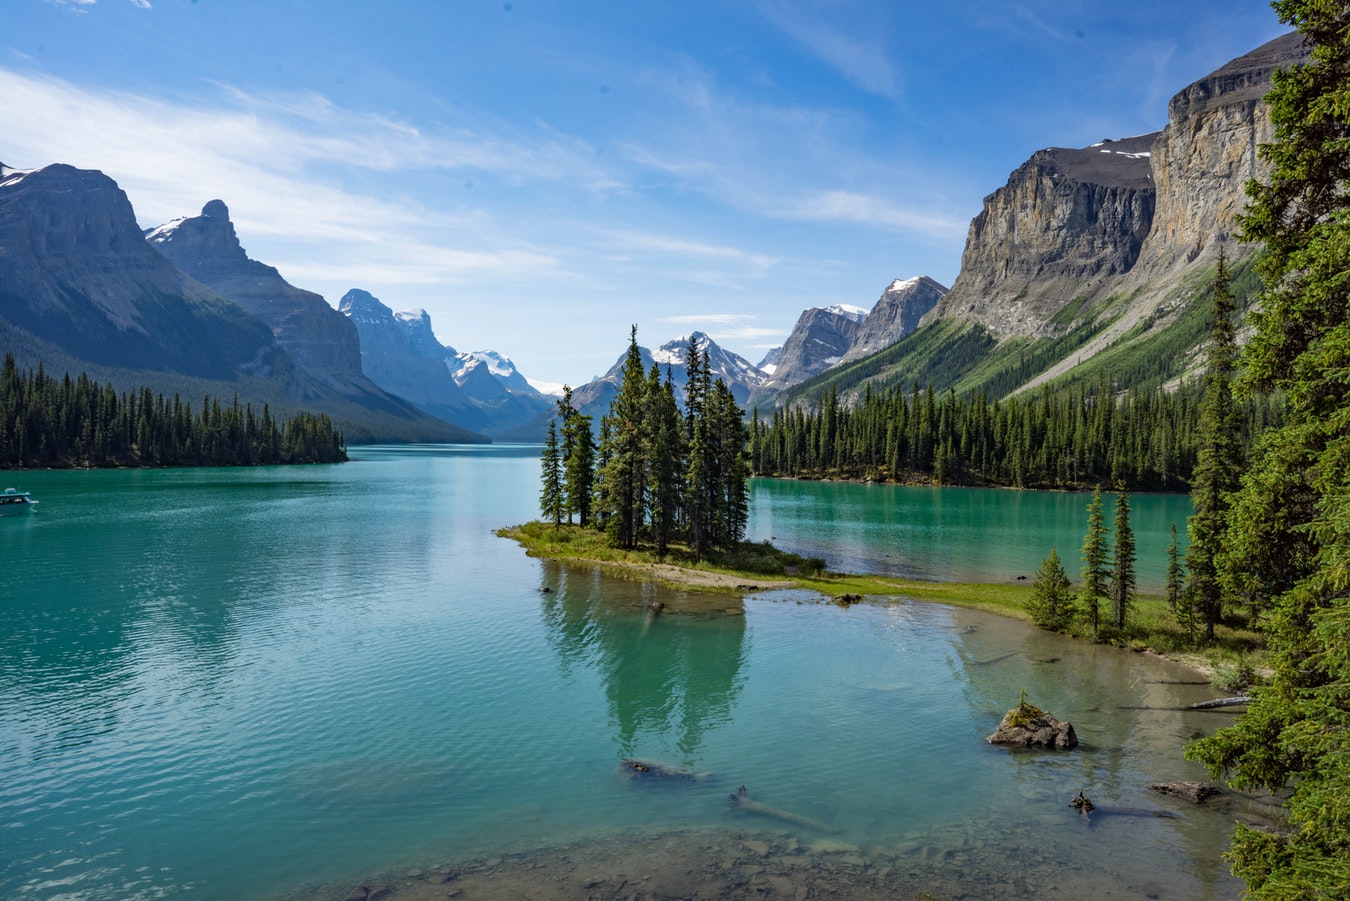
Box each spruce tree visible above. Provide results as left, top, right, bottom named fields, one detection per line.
left=1165, top=523, right=1194, bottom=641
left=597, top=326, right=650, bottom=549
left=1187, top=5, right=1350, bottom=894
left=1027, top=547, right=1074, bottom=632
left=1110, top=484, right=1135, bottom=631
left=1188, top=249, right=1243, bottom=640
left=1078, top=485, right=1109, bottom=638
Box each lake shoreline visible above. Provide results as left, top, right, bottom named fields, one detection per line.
left=500, top=522, right=1224, bottom=681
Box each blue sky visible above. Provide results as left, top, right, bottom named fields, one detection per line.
left=3, top=1, right=1287, bottom=389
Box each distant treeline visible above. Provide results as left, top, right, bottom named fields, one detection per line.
left=750, top=379, right=1282, bottom=492
left=1, top=355, right=347, bottom=468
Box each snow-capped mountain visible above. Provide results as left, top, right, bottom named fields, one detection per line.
left=755, top=303, right=870, bottom=399
left=449, top=350, right=539, bottom=396
left=837, top=276, right=947, bottom=365
left=339, top=289, right=554, bottom=438
left=557, top=331, right=768, bottom=430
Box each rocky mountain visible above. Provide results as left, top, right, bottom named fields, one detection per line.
left=336, top=288, right=480, bottom=424
left=755, top=304, right=866, bottom=398
left=144, top=200, right=484, bottom=440
left=146, top=202, right=368, bottom=388
left=449, top=350, right=540, bottom=397
left=338, top=290, right=553, bottom=439
left=0, top=163, right=280, bottom=381
left=561, top=331, right=768, bottom=428
left=781, top=31, right=1309, bottom=408
left=839, top=277, right=947, bottom=363
left=0, top=163, right=479, bottom=442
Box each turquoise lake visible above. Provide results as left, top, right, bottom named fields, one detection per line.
left=1, top=446, right=1244, bottom=899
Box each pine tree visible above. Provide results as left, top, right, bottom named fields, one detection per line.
left=1027, top=547, right=1074, bottom=632
left=645, top=366, right=685, bottom=556
left=597, top=326, right=650, bottom=549
left=1187, top=6, right=1350, bottom=894
left=1188, top=248, right=1244, bottom=640
left=540, top=419, right=564, bottom=526
left=1110, top=484, right=1135, bottom=631
left=1078, top=485, right=1109, bottom=638
left=1165, top=523, right=1194, bottom=641
left=557, top=385, right=596, bottom=527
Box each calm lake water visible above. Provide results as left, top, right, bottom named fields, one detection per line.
left=1, top=446, right=1242, bottom=899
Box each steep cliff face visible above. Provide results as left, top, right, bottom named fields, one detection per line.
left=927, top=33, right=1309, bottom=345
left=841, top=276, right=947, bottom=362
left=923, top=134, right=1158, bottom=337
left=0, top=164, right=279, bottom=379
left=1132, top=31, right=1307, bottom=277
left=147, top=201, right=365, bottom=379
left=760, top=304, right=866, bottom=394
left=338, top=288, right=469, bottom=409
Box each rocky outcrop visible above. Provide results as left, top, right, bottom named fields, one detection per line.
left=0, top=163, right=279, bottom=379
left=923, top=135, right=1158, bottom=338
left=840, top=276, right=947, bottom=362
left=1131, top=31, right=1307, bottom=277
left=759, top=305, right=866, bottom=394
left=925, top=32, right=1308, bottom=349
left=147, top=201, right=365, bottom=382
left=986, top=702, right=1078, bottom=750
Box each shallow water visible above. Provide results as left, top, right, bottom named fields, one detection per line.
left=0, top=447, right=1239, bottom=899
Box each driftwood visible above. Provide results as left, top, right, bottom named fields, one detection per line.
left=1186, top=696, right=1250, bottom=710
left=728, top=786, right=839, bottom=834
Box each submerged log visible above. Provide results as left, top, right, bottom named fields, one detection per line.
left=728, top=786, right=840, bottom=834
left=1186, top=696, right=1250, bottom=710
left=618, top=758, right=709, bottom=781
left=1071, top=790, right=1180, bottom=824
left=1150, top=781, right=1224, bottom=804
left=974, top=651, right=1019, bottom=666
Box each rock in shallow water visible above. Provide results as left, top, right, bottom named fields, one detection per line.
left=986, top=708, right=1078, bottom=750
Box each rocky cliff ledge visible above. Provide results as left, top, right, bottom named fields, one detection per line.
left=923, top=32, right=1309, bottom=342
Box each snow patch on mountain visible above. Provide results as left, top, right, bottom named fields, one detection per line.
left=823, top=303, right=868, bottom=323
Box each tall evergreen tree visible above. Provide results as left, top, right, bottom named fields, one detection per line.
left=556, top=385, right=595, bottom=527
left=1188, top=249, right=1244, bottom=640
left=1188, top=5, right=1350, bottom=895
left=1111, top=484, right=1136, bottom=631
left=645, top=365, right=686, bottom=555
left=597, top=326, right=650, bottom=549
left=540, top=418, right=563, bottom=526
left=1079, top=485, right=1109, bottom=638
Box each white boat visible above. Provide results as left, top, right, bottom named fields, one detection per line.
left=0, top=487, right=37, bottom=515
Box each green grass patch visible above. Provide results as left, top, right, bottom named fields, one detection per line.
left=499, top=521, right=1266, bottom=675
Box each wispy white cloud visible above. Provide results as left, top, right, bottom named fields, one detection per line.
left=130, top=0, right=151, bottom=9
left=786, top=189, right=968, bottom=237
left=47, top=0, right=96, bottom=9
left=0, top=66, right=613, bottom=289
left=757, top=0, right=899, bottom=98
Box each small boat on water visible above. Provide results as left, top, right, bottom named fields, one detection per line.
left=0, top=488, right=37, bottom=515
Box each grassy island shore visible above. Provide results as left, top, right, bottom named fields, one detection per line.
left=499, top=520, right=1265, bottom=680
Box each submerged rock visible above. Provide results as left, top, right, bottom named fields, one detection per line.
left=1150, top=781, right=1224, bottom=803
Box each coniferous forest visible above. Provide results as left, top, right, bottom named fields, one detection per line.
left=0, top=355, right=348, bottom=468
left=541, top=328, right=750, bottom=559
left=750, top=379, right=1282, bottom=492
